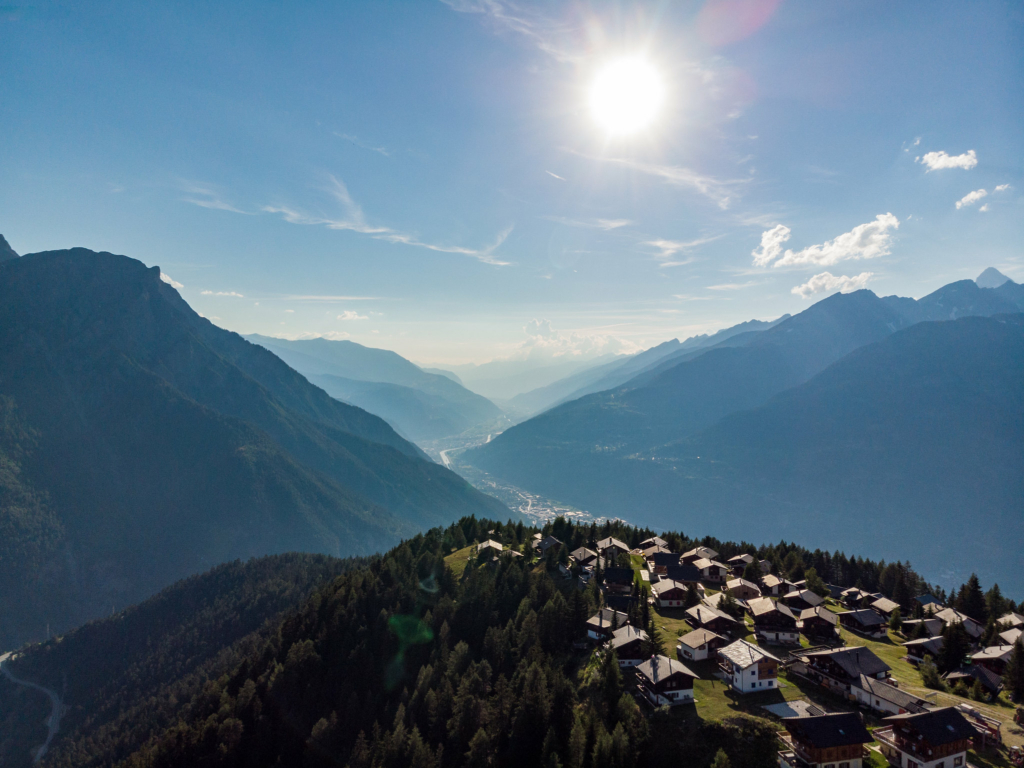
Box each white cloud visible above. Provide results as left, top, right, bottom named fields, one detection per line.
left=995, top=184, right=1011, bottom=192
left=440, top=0, right=579, bottom=63
left=180, top=182, right=252, bottom=214
left=751, top=224, right=791, bottom=267
left=546, top=170, right=566, bottom=181
left=792, top=271, right=874, bottom=298
left=282, top=294, right=382, bottom=302
left=160, top=272, right=184, bottom=289
left=979, top=204, right=989, bottom=212
left=272, top=331, right=351, bottom=341
left=201, top=290, right=244, bottom=297
left=646, top=235, right=721, bottom=267
left=917, top=149, right=978, bottom=171
left=337, top=310, right=368, bottom=320
left=708, top=281, right=758, bottom=291
left=956, top=189, right=988, bottom=209
left=508, top=318, right=641, bottom=361
left=544, top=216, right=631, bottom=230
left=755, top=214, right=899, bottom=269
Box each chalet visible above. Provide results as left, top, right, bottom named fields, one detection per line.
left=758, top=559, right=772, bottom=574
left=748, top=596, right=800, bottom=645
left=664, top=564, right=703, bottom=588
left=763, top=574, right=797, bottom=597
left=943, top=665, right=1002, bottom=696
left=933, top=608, right=984, bottom=641
left=476, top=539, right=504, bottom=554
left=915, top=594, right=944, bottom=610
left=853, top=675, right=929, bottom=716
left=841, top=587, right=870, bottom=607
left=717, top=639, right=780, bottom=693
left=870, top=597, right=901, bottom=618
left=536, top=535, right=562, bottom=556
left=596, top=536, right=630, bottom=562
left=778, top=712, right=872, bottom=768
left=692, top=557, right=730, bottom=584
left=904, top=637, right=944, bottom=664
left=641, top=544, right=672, bottom=560
left=635, top=655, right=698, bottom=706
left=569, top=546, right=598, bottom=568
left=799, top=606, right=839, bottom=641
left=604, top=594, right=638, bottom=614
left=781, top=589, right=825, bottom=613
left=676, top=628, right=726, bottom=662
left=802, top=647, right=890, bottom=697
left=585, top=608, right=628, bottom=642
left=686, top=604, right=740, bottom=636
left=639, top=536, right=669, bottom=550
left=1000, top=626, right=1022, bottom=646
left=838, top=609, right=888, bottom=639
left=998, top=611, right=1024, bottom=629
left=702, top=591, right=731, bottom=611
left=901, top=618, right=943, bottom=638
left=874, top=708, right=976, bottom=768
left=651, top=579, right=692, bottom=609
left=970, top=644, right=1014, bottom=676
left=607, top=625, right=649, bottom=667
left=602, top=567, right=635, bottom=595
left=680, top=545, right=719, bottom=565
left=648, top=551, right=681, bottom=575
left=725, top=577, right=761, bottom=601
left=727, top=553, right=755, bottom=576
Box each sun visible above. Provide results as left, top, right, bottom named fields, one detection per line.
left=589, top=57, right=664, bottom=136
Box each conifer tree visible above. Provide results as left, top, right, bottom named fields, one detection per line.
left=1004, top=637, right=1024, bottom=702
left=958, top=574, right=987, bottom=623
left=710, top=748, right=732, bottom=768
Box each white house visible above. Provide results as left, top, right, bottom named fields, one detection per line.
left=717, top=639, right=781, bottom=694
left=676, top=628, right=726, bottom=662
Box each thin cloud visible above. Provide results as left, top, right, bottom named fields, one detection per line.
left=201, top=290, right=244, bottom=298
left=180, top=182, right=252, bottom=214
left=645, top=235, right=722, bottom=268
left=917, top=149, right=977, bottom=171
left=337, top=310, right=369, bottom=320
left=995, top=184, right=1011, bottom=192
left=956, top=189, right=987, bottom=209
left=545, top=170, right=566, bottom=181
left=283, top=295, right=383, bottom=302
left=708, top=280, right=758, bottom=291
left=544, top=216, right=632, bottom=230
left=160, top=272, right=184, bottom=289
left=574, top=151, right=746, bottom=209
left=979, top=204, right=990, bottom=212
left=754, top=214, right=899, bottom=268
left=273, top=331, right=351, bottom=341
left=792, top=271, right=873, bottom=298
left=440, top=0, right=580, bottom=63
left=334, top=132, right=391, bottom=157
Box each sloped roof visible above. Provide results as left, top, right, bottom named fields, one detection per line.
left=597, top=536, right=629, bottom=551
left=856, top=675, right=928, bottom=712
left=998, top=612, right=1024, bottom=628
left=841, top=608, right=886, bottom=627
left=678, top=628, right=724, bottom=649
left=682, top=546, right=719, bottom=560
left=652, top=579, right=690, bottom=596
left=586, top=608, right=628, bottom=629
left=686, top=604, right=736, bottom=626
left=805, top=647, right=890, bottom=679
left=748, top=596, right=796, bottom=620
left=971, top=645, right=1014, bottom=664
left=884, top=707, right=977, bottom=746
left=871, top=597, right=901, bottom=614
left=728, top=553, right=755, bottom=564
left=934, top=607, right=983, bottom=637
left=664, top=564, right=702, bottom=582
left=603, top=567, right=634, bottom=585
left=903, top=636, right=944, bottom=655
left=639, top=536, right=669, bottom=549
left=476, top=539, right=504, bottom=552
left=718, top=639, right=780, bottom=669
left=800, top=606, right=838, bottom=626
left=650, top=552, right=681, bottom=567
left=726, top=577, right=760, bottom=591
left=783, top=589, right=824, bottom=607
left=1000, top=627, right=1022, bottom=645
left=609, top=624, right=649, bottom=648
left=636, top=654, right=697, bottom=683
left=783, top=712, right=872, bottom=748
left=570, top=546, right=597, bottom=562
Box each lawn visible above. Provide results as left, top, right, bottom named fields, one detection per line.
left=443, top=545, right=475, bottom=578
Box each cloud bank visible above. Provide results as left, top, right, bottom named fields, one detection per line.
left=752, top=214, right=899, bottom=268
left=510, top=319, right=640, bottom=361
left=792, top=271, right=873, bottom=298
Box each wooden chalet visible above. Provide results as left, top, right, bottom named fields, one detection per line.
left=1000, top=626, right=1022, bottom=646
left=664, top=563, right=703, bottom=589
left=724, top=577, right=761, bottom=601
left=933, top=607, right=984, bottom=641
left=651, top=578, right=691, bottom=609
left=838, top=608, right=888, bottom=639
left=717, top=639, right=780, bottom=693
left=727, top=553, right=755, bottom=576
left=853, top=675, right=929, bottom=716
left=692, top=557, right=730, bottom=584
left=679, top=545, right=719, bottom=565
left=686, top=603, right=740, bottom=636
left=569, top=546, right=598, bottom=568
left=901, top=618, right=943, bottom=638
left=801, top=647, right=890, bottom=698
left=943, top=664, right=1002, bottom=696
left=998, top=611, right=1024, bottom=629
left=607, top=625, right=649, bottom=667
left=871, top=597, right=901, bottom=618
left=639, top=536, right=669, bottom=550
left=476, top=539, right=504, bottom=554
left=763, top=574, right=797, bottom=597
left=799, top=606, right=839, bottom=641
left=781, top=589, right=825, bottom=613
left=840, top=586, right=870, bottom=607
left=635, top=654, right=698, bottom=706
left=641, top=544, right=672, bottom=559
left=536, top=535, right=562, bottom=555
left=778, top=712, right=872, bottom=768
left=914, top=593, right=944, bottom=610
left=602, top=567, right=635, bottom=595
left=585, top=608, right=628, bottom=642
left=874, top=708, right=976, bottom=768
left=676, top=628, right=726, bottom=662
left=596, top=536, right=630, bottom=561
left=903, top=636, right=944, bottom=664
left=747, top=596, right=799, bottom=645
left=648, top=551, right=681, bottom=575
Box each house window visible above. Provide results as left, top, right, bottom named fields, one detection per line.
left=936, top=763, right=944, bottom=768
left=954, top=758, right=963, bottom=767
left=839, top=763, right=850, bottom=768
left=768, top=681, right=774, bottom=687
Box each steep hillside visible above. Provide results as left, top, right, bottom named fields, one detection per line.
left=0, top=248, right=506, bottom=647
left=0, top=554, right=365, bottom=768
left=248, top=335, right=502, bottom=441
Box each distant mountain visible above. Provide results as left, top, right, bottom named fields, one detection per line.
left=0, top=247, right=506, bottom=648
left=886, top=279, right=1022, bottom=322
left=976, top=266, right=1010, bottom=289
left=246, top=335, right=502, bottom=442
left=422, top=366, right=464, bottom=385
left=0, top=234, right=18, bottom=262
left=442, top=354, right=622, bottom=401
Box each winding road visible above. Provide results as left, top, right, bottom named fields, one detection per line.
left=0, top=652, right=65, bottom=763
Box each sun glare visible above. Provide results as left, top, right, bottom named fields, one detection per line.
left=589, top=57, right=664, bottom=136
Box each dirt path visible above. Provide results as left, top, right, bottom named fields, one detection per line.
left=0, top=653, right=66, bottom=763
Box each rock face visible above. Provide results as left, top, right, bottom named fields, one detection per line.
left=0, top=234, right=18, bottom=262
left=976, top=267, right=1010, bottom=289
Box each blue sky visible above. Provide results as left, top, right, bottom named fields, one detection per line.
left=2, top=0, right=1022, bottom=364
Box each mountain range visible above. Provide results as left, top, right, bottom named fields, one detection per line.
left=246, top=335, right=503, bottom=443
left=466, top=274, right=1024, bottom=592
left=0, top=245, right=506, bottom=648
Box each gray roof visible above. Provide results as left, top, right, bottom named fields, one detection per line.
left=678, top=628, right=725, bottom=649
left=840, top=608, right=886, bottom=627
left=686, top=604, right=737, bottom=626
left=800, top=606, right=839, bottom=626
left=639, top=536, right=669, bottom=549
left=652, top=579, right=690, bottom=596
left=748, top=596, right=796, bottom=620
left=586, top=608, right=628, bottom=630
left=805, top=647, right=891, bottom=679
left=718, top=639, right=781, bottom=668
left=609, top=625, right=649, bottom=649
left=597, top=536, right=629, bottom=551
left=636, top=654, right=698, bottom=683
left=971, top=645, right=1014, bottom=664
left=728, top=553, right=755, bottom=564
left=856, top=675, right=928, bottom=712
left=1000, top=627, right=1022, bottom=645
left=884, top=707, right=978, bottom=746
left=783, top=712, right=872, bottom=748
left=871, top=597, right=901, bottom=614
left=903, top=637, right=944, bottom=655
left=784, top=589, right=825, bottom=607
